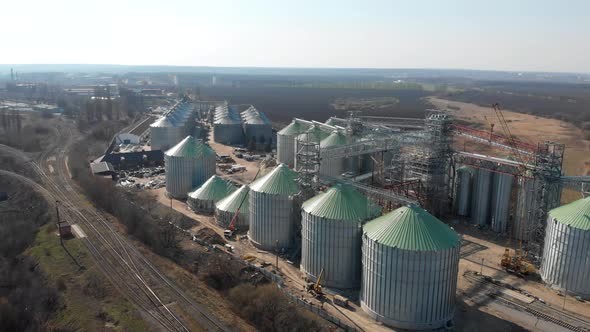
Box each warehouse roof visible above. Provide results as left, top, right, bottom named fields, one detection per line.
left=189, top=175, right=236, bottom=201
left=165, top=135, right=215, bottom=158
left=302, top=184, right=380, bottom=220
left=549, top=196, right=590, bottom=231
left=250, top=163, right=299, bottom=195
left=363, top=205, right=460, bottom=251
left=216, top=185, right=250, bottom=214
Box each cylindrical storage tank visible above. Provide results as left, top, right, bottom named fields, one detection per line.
left=319, top=131, right=348, bottom=178
left=540, top=197, right=590, bottom=298
left=277, top=120, right=309, bottom=167
left=471, top=169, right=493, bottom=226
left=164, top=136, right=216, bottom=199
left=490, top=172, right=513, bottom=233
left=513, top=175, right=540, bottom=241
left=454, top=166, right=474, bottom=216
left=248, top=164, right=300, bottom=250
left=188, top=175, right=236, bottom=214
left=301, top=184, right=380, bottom=289
left=215, top=185, right=250, bottom=229
left=150, top=116, right=176, bottom=151
left=294, top=126, right=329, bottom=171
left=361, top=205, right=461, bottom=330
left=213, top=117, right=244, bottom=145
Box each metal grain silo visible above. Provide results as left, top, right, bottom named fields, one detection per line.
left=213, top=115, right=244, bottom=145
left=277, top=120, right=310, bottom=167
left=164, top=136, right=216, bottom=199
left=242, top=110, right=272, bottom=149
left=319, top=131, right=348, bottom=178
left=471, top=169, right=493, bottom=226
left=454, top=166, right=474, bottom=216
left=215, top=185, right=250, bottom=229
left=301, top=184, right=380, bottom=289
left=361, top=205, right=461, bottom=330
left=513, top=176, right=541, bottom=240
left=188, top=175, right=236, bottom=214
left=540, top=197, right=590, bottom=299
left=294, top=125, right=329, bottom=171
left=248, top=164, right=300, bottom=250
left=151, top=116, right=183, bottom=151
left=490, top=172, right=514, bottom=233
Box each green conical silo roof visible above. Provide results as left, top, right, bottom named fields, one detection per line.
left=278, top=120, right=309, bottom=136
left=189, top=175, right=236, bottom=201
left=363, top=205, right=461, bottom=251
left=216, top=185, right=250, bottom=214
left=549, top=197, right=590, bottom=231
left=320, top=131, right=348, bottom=148
left=297, top=125, right=330, bottom=143
left=250, top=164, right=299, bottom=195
left=165, top=135, right=215, bottom=158
left=302, top=184, right=380, bottom=220
left=456, top=165, right=475, bottom=174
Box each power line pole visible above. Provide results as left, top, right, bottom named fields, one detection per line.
left=55, top=200, right=64, bottom=247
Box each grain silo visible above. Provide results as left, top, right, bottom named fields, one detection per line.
left=213, top=115, right=244, bottom=145
left=188, top=175, right=236, bottom=214
left=242, top=108, right=272, bottom=149
left=361, top=205, right=461, bottom=330
left=301, top=184, right=380, bottom=289
left=471, top=169, right=493, bottom=226
left=454, top=166, right=474, bottom=216
left=248, top=164, right=300, bottom=250
left=215, top=185, right=250, bottom=229
left=150, top=115, right=184, bottom=151
left=319, top=131, right=348, bottom=178
left=490, top=172, right=514, bottom=233
left=540, top=197, right=590, bottom=298
left=294, top=125, right=330, bottom=171
left=277, top=120, right=310, bottom=167
left=164, top=136, right=216, bottom=199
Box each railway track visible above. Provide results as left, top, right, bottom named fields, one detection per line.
left=1, top=125, right=228, bottom=331
left=464, top=272, right=590, bottom=332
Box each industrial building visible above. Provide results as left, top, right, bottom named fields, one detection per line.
left=188, top=175, right=236, bottom=214
left=540, top=197, right=590, bottom=299
left=211, top=104, right=272, bottom=148
left=360, top=205, right=461, bottom=330
left=164, top=135, right=215, bottom=199
left=215, top=185, right=250, bottom=229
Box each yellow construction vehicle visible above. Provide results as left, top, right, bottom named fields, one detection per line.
left=500, top=248, right=534, bottom=276
left=306, top=268, right=324, bottom=298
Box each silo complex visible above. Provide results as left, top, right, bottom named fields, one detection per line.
left=319, top=131, right=349, bottom=178
left=215, top=185, right=250, bottom=229
left=188, top=175, right=236, bottom=214
left=540, top=197, right=590, bottom=298
left=490, top=173, right=513, bottom=233
left=301, top=184, right=380, bottom=288
left=471, top=169, right=492, bottom=225
left=454, top=166, right=474, bottom=216
left=150, top=101, right=196, bottom=151
left=361, top=205, right=461, bottom=330
left=277, top=120, right=310, bottom=167
left=248, top=164, right=300, bottom=250
left=164, top=135, right=216, bottom=199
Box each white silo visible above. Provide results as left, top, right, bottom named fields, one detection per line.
left=471, top=168, right=493, bottom=226
left=164, top=136, right=216, bottom=199
left=319, top=131, right=348, bottom=178
left=454, top=166, right=474, bottom=216
left=150, top=115, right=182, bottom=151
left=540, top=197, right=590, bottom=298
left=248, top=164, right=300, bottom=250
left=490, top=172, right=514, bottom=233
left=361, top=205, right=461, bottom=330
left=215, top=185, right=250, bottom=229
left=188, top=175, right=236, bottom=214
left=277, top=120, right=310, bottom=167
left=301, top=184, right=380, bottom=289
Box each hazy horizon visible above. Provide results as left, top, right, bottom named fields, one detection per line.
left=2, top=0, right=589, bottom=73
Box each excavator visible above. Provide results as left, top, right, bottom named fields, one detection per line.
left=305, top=268, right=324, bottom=298
left=500, top=248, right=534, bottom=276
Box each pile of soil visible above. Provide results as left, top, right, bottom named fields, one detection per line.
left=196, top=227, right=225, bottom=245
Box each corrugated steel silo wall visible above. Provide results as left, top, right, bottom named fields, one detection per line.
left=540, top=218, right=590, bottom=298
left=193, top=155, right=216, bottom=188
left=454, top=170, right=472, bottom=216
left=277, top=133, right=296, bottom=167
left=150, top=127, right=165, bottom=150
left=244, top=124, right=273, bottom=147
left=215, top=209, right=249, bottom=229
left=471, top=169, right=492, bottom=225
left=301, top=212, right=362, bottom=288
left=188, top=197, right=216, bottom=214
left=490, top=173, right=513, bottom=233
left=360, top=236, right=460, bottom=330
left=513, top=178, right=540, bottom=240
left=248, top=191, right=294, bottom=250
left=165, top=155, right=197, bottom=199
left=319, top=152, right=345, bottom=178
left=213, top=124, right=244, bottom=145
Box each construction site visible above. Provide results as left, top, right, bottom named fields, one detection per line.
left=100, top=98, right=590, bottom=331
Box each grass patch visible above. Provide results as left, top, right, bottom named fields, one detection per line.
left=26, top=224, right=148, bottom=331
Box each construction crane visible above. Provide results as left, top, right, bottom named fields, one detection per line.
left=224, top=159, right=269, bottom=239
left=491, top=103, right=530, bottom=174
left=305, top=267, right=324, bottom=298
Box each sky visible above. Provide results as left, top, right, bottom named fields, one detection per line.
left=1, top=0, right=589, bottom=73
